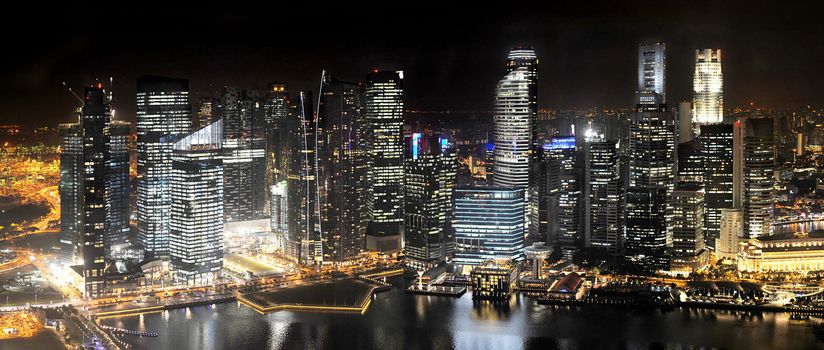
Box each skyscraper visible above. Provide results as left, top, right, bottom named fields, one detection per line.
left=625, top=186, right=669, bottom=272
left=364, top=70, right=404, bottom=252
left=700, top=123, right=734, bottom=248
left=169, top=120, right=224, bottom=286
left=693, top=49, right=724, bottom=125
left=493, top=67, right=531, bottom=189
left=263, top=83, right=290, bottom=186
left=671, top=182, right=707, bottom=272
left=105, top=121, right=131, bottom=252
left=286, top=92, right=322, bottom=264
left=195, top=97, right=217, bottom=130
left=585, top=131, right=624, bottom=253
left=404, top=133, right=457, bottom=271
left=636, top=43, right=666, bottom=107
left=715, top=208, right=743, bottom=261
left=743, top=118, right=775, bottom=238
left=544, top=136, right=580, bottom=260
left=59, top=122, right=82, bottom=263
left=217, top=87, right=267, bottom=222
left=453, top=187, right=525, bottom=266
left=136, top=76, right=191, bottom=258
left=317, top=71, right=368, bottom=263
left=80, top=85, right=109, bottom=298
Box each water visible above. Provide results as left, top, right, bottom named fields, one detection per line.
left=99, top=277, right=824, bottom=350
left=774, top=220, right=824, bottom=235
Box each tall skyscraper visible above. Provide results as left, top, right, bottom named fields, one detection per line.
left=364, top=70, right=405, bottom=252
left=269, top=181, right=288, bottom=234
left=195, top=97, right=217, bottom=130
left=286, top=92, right=322, bottom=264
left=636, top=43, right=666, bottom=107
left=404, top=133, right=457, bottom=271
left=544, top=136, right=580, bottom=260
left=169, top=120, right=224, bottom=286
left=317, top=72, right=368, bottom=263
left=585, top=131, right=624, bottom=253
left=677, top=139, right=703, bottom=183
left=700, top=123, right=734, bottom=248
left=136, top=76, right=191, bottom=258
left=263, top=83, right=290, bottom=186
left=625, top=186, right=669, bottom=271
left=743, top=118, right=775, bottom=238
left=217, top=87, right=267, bottom=222
left=453, top=187, right=525, bottom=266
left=105, top=121, right=131, bottom=252
left=671, top=182, right=707, bottom=272
left=80, top=85, right=109, bottom=298
left=59, top=122, right=82, bottom=263
left=693, top=49, right=724, bottom=125
left=493, top=67, right=531, bottom=189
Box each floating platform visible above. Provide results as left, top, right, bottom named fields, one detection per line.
left=406, top=285, right=466, bottom=297
left=238, top=278, right=388, bottom=314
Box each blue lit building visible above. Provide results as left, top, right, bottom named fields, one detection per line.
left=453, top=187, right=525, bottom=266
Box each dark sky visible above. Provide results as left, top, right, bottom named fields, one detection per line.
left=2, top=1, right=823, bottom=127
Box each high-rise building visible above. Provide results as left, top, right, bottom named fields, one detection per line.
left=585, top=131, right=624, bottom=253
left=404, top=133, right=457, bottom=271
left=700, top=123, right=734, bottom=248
left=544, top=136, right=580, bottom=260
left=317, top=72, right=368, bottom=263
left=693, top=49, right=723, bottom=125
left=625, top=186, right=669, bottom=272
left=136, top=76, right=191, bottom=258
left=636, top=43, right=666, bottom=107
left=677, top=139, right=703, bottom=183
left=194, top=97, right=217, bottom=130
left=217, top=87, right=267, bottom=222
left=671, top=182, right=707, bottom=272
left=743, top=118, right=775, bottom=238
left=453, top=187, right=525, bottom=266
left=678, top=101, right=693, bottom=143
left=286, top=92, right=322, bottom=264
left=59, top=122, right=82, bottom=263
left=364, top=70, right=405, bottom=252
left=263, top=83, right=290, bottom=187
left=80, top=85, right=109, bottom=298
left=715, top=208, right=743, bottom=261
left=169, top=120, right=224, bottom=286
left=105, top=121, right=131, bottom=252
left=269, top=181, right=288, bottom=234
left=493, top=67, right=531, bottom=189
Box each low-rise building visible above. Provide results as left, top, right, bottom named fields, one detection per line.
left=738, top=231, right=824, bottom=273
left=470, top=259, right=518, bottom=301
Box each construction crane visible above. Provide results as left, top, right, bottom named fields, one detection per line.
left=61, top=81, right=84, bottom=105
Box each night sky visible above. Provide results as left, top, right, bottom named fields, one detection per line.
left=2, top=1, right=823, bottom=127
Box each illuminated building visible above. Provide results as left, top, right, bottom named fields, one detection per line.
left=715, top=208, right=743, bottom=261
left=625, top=186, right=669, bottom=271
left=453, top=187, right=525, bottom=266
left=492, top=66, right=531, bottom=190
left=738, top=232, right=824, bottom=273
left=470, top=259, right=518, bottom=301
left=743, top=118, right=775, bottom=238
left=700, top=123, right=734, bottom=248
left=269, top=181, right=287, bottom=233
left=636, top=43, right=666, bottom=107
left=693, top=49, right=723, bottom=125
left=543, top=136, right=580, bottom=260
left=105, top=121, right=131, bottom=251
left=195, top=97, right=217, bottom=130
left=136, top=76, right=191, bottom=258
left=317, top=72, right=368, bottom=263
left=364, top=70, right=404, bottom=252
left=216, top=86, right=267, bottom=222
left=524, top=242, right=552, bottom=279
left=59, top=123, right=82, bottom=263
left=677, top=139, right=703, bottom=183
left=585, top=131, right=623, bottom=253
left=263, top=83, right=290, bottom=192
left=169, top=120, right=224, bottom=286
left=670, top=182, right=708, bottom=272
left=404, top=133, right=457, bottom=271
left=286, top=92, right=322, bottom=264
left=80, top=85, right=109, bottom=298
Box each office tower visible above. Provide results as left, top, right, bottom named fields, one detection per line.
left=317, top=72, right=368, bottom=263
left=169, top=120, right=224, bottom=286
left=105, top=121, right=131, bottom=252
left=585, top=131, right=623, bottom=253
left=263, top=83, right=290, bottom=186
left=217, top=86, right=267, bottom=222
left=744, top=118, right=775, bottom=238
left=544, top=136, right=580, bottom=260
left=269, top=181, right=287, bottom=233
left=625, top=186, right=669, bottom=271
left=715, top=208, right=743, bottom=261
left=700, top=123, right=734, bottom=248
left=195, top=97, right=217, bottom=130
left=678, top=101, right=693, bottom=143
left=693, top=49, right=723, bottom=126
left=677, top=139, right=703, bottom=183
left=59, top=123, right=83, bottom=263
left=493, top=66, right=531, bottom=189
left=364, top=70, right=404, bottom=252
left=671, top=182, right=707, bottom=272
left=286, top=92, right=322, bottom=264
left=136, top=76, right=191, bottom=258
left=629, top=110, right=677, bottom=191
left=404, top=133, right=457, bottom=271
left=80, top=85, right=109, bottom=298
left=732, top=119, right=744, bottom=207
left=636, top=43, right=666, bottom=107
left=453, top=187, right=525, bottom=266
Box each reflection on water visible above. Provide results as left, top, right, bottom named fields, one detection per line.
left=774, top=220, right=824, bottom=234
left=98, top=277, right=824, bottom=350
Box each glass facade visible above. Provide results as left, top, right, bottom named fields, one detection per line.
left=453, top=188, right=525, bottom=266
left=693, top=49, right=724, bottom=125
